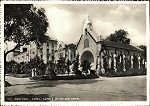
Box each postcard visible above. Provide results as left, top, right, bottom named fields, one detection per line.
left=1, top=1, right=149, bottom=106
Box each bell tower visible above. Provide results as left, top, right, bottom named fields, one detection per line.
left=83, top=15, right=93, bottom=34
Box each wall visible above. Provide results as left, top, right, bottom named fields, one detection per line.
left=11, top=41, right=57, bottom=64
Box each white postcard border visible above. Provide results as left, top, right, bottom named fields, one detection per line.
left=1, top=1, right=149, bottom=106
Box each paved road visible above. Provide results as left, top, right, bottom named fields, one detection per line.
left=5, top=75, right=146, bottom=101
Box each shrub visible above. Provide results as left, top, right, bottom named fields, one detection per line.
left=45, top=61, right=56, bottom=79
left=28, top=56, right=46, bottom=76
left=20, top=62, right=31, bottom=74
left=5, top=61, right=20, bottom=74
left=72, top=54, right=82, bottom=76
left=55, top=57, right=66, bottom=74
left=5, top=56, right=46, bottom=77
left=101, top=67, right=146, bottom=77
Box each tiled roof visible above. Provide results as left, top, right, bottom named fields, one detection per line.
left=101, top=40, right=143, bottom=52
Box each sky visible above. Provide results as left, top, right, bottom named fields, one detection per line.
left=35, top=4, right=146, bottom=45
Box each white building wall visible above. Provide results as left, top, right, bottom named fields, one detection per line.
left=9, top=40, right=57, bottom=64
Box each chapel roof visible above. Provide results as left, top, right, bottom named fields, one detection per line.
left=101, top=40, right=143, bottom=52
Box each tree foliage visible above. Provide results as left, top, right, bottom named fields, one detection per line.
left=106, top=29, right=130, bottom=44
left=56, top=57, right=66, bottom=74
left=4, top=4, right=49, bottom=82
left=138, top=45, right=147, bottom=60
left=72, top=54, right=82, bottom=76
left=4, top=4, right=49, bottom=56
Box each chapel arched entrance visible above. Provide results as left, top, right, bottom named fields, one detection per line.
left=80, top=50, right=94, bottom=64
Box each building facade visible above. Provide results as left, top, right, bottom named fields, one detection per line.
left=76, top=16, right=146, bottom=75
left=55, top=41, right=76, bottom=63
left=9, top=39, right=57, bottom=64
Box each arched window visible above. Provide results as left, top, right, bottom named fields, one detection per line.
left=84, top=39, right=89, bottom=48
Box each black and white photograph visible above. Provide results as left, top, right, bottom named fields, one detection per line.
left=1, top=1, right=149, bottom=106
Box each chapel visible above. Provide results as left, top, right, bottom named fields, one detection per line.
left=76, top=16, right=145, bottom=74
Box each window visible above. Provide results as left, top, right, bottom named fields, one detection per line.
left=60, top=53, right=63, bottom=58
left=14, top=51, right=20, bottom=56
left=84, top=39, right=89, bottom=48
left=41, top=54, right=43, bottom=59
left=52, top=55, right=54, bottom=62
left=47, top=49, right=49, bottom=55
left=52, top=42, right=54, bottom=48
left=40, top=48, right=43, bottom=53
left=23, top=48, right=27, bottom=52
left=52, top=49, right=54, bottom=54
left=47, top=54, right=49, bottom=61
left=32, top=51, right=35, bottom=54
left=47, top=42, right=49, bottom=46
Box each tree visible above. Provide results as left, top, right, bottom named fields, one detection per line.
left=66, top=59, right=71, bottom=76
left=46, top=61, right=56, bottom=79
left=56, top=57, right=66, bottom=74
left=138, top=45, right=147, bottom=60
left=4, top=4, right=49, bottom=81
left=106, top=29, right=130, bottom=44
left=72, top=54, right=82, bottom=76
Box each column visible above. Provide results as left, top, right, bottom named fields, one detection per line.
left=96, top=55, right=100, bottom=75
left=34, top=68, right=37, bottom=76
left=101, top=54, right=105, bottom=74
left=113, top=54, right=117, bottom=72
left=138, top=56, right=141, bottom=69
left=32, top=69, right=34, bottom=77
left=109, top=56, right=112, bottom=69
left=142, top=59, right=145, bottom=69
left=123, top=54, right=126, bottom=71
left=145, top=60, right=147, bottom=69
left=131, top=55, right=133, bottom=68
